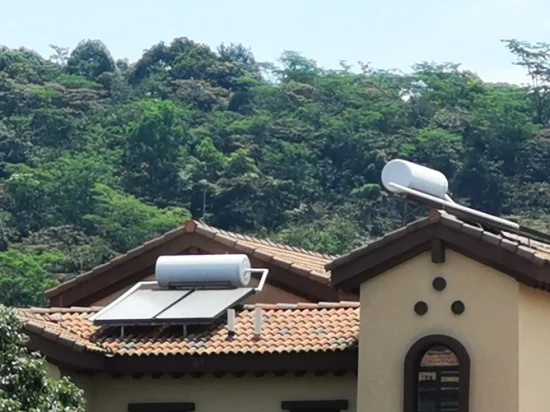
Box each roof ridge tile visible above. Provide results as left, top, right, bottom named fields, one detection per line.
left=252, top=249, right=274, bottom=262
left=213, top=233, right=237, bottom=247
left=26, top=306, right=99, bottom=314
left=241, top=302, right=361, bottom=310
left=195, top=226, right=216, bottom=239
left=481, top=231, right=502, bottom=246
left=233, top=241, right=256, bottom=254
left=275, top=303, right=298, bottom=309
left=517, top=245, right=536, bottom=260
left=289, top=263, right=313, bottom=278
left=439, top=214, right=463, bottom=231
left=271, top=257, right=293, bottom=269
left=326, top=218, right=434, bottom=271
left=460, top=223, right=484, bottom=238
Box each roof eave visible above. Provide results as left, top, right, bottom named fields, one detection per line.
left=25, top=327, right=358, bottom=375
left=326, top=215, right=435, bottom=272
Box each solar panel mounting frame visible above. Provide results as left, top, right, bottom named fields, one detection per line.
left=90, top=281, right=255, bottom=327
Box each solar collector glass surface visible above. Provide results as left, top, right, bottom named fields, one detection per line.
left=94, top=288, right=191, bottom=324
left=156, top=287, right=255, bottom=322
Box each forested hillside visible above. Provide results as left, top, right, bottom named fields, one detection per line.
left=1, top=37, right=550, bottom=307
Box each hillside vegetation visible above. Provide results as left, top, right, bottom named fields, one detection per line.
left=1, top=38, right=549, bottom=306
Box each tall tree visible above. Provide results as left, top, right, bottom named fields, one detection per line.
left=66, top=39, right=116, bottom=81
left=0, top=305, right=86, bottom=411
left=502, top=39, right=550, bottom=125
left=121, top=99, right=190, bottom=206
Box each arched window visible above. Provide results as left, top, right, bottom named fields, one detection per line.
left=404, top=335, right=470, bottom=412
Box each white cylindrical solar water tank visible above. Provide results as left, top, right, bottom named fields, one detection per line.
left=155, top=254, right=251, bottom=288
left=381, top=159, right=448, bottom=199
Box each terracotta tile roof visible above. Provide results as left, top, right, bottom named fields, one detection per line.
left=500, top=230, right=550, bottom=261
left=194, top=221, right=335, bottom=279
left=20, top=307, right=104, bottom=353
left=327, top=209, right=550, bottom=271
left=421, top=348, right=459, bottom=367
left=46, top=220, right=335, bottom=300
left=20, top=302, right=359, bottom=356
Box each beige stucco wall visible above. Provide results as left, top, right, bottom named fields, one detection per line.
left=66, top=373, right=356, bottom=412
left=518, top=285, right=550, bottom=411
left=45, top=362, right=61, bottom=380
left=69, top=373, right=97, bottom=412
left=358, top=250, right=521, bottom=412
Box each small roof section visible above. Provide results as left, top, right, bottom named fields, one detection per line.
left=20, top=303, right=359, bottom=374
left=22, top=302, right=359, bottom=356
left=46, top=220, right=348, bottom=307
left=328, top=209, right=550, bottom=291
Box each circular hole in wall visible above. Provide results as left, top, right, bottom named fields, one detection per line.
left=451, top=300, right=465, bottom=315
left=432, top=277, right=447, bottom=291
left=414, top=301, right=428, bottom=316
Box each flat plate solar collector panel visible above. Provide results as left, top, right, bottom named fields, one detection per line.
left=92, top=282, right=254, bottom=326
left=156, top=288, right=254, bottom=323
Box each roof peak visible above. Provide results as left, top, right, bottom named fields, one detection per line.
left=329, top=209, right=550, bottom=291
left=45, top=218, right=344, bottom=304
left=193, top=220, right=339, bottom=260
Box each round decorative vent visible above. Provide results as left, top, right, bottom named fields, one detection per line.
left=451, top=300, right=465, bottom=315
left=432, top=277, right=447, bottom=291
left=414, top=301, right=428, bottom=316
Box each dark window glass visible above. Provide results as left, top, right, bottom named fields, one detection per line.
left=289, top=410, right=340, bottom=412
left=417, top=345, right=459, bottom=412
left=127, top=403, right=195, bottom=412
left=282, top=400, right=348, bottom=412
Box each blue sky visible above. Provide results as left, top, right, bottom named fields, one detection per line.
left=2, top=0, right=549, bottom=84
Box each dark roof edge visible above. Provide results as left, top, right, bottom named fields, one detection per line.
left=25, top=328, right=358, bottom=375
left=45, top=221, right=196, bottom=298
left=326, top=211, right=438, bottom=271
left=328, top=209, right=550, bottom=291
left=46, top=220, right=336, bottom=302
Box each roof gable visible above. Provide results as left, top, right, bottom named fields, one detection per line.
left=328, top=209, right=550, bottom=291
left=46, top=220, right=350, bottom=307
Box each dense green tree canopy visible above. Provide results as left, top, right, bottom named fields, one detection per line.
left=0, top=305, right=86, bottom=410
left=0, top=36, right=549, bottom=307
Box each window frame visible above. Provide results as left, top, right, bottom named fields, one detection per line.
left=127, top=403, right=196, bottom=412
left=403, top=334, right=470, bottom=412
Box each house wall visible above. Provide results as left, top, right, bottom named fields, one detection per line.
left=45, top=362, right=61, bottom=380
left=358, top=250, right=520, bottom=412
left=65, top=373, right=356, bottom=412
left=69, top=373, right=97, bottom=412
left=518, top=285, right=550, bottom=412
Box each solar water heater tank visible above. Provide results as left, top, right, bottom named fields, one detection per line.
left=381, top=158, right=448, bottom=199
left=155, top=254, right=252, bottom=288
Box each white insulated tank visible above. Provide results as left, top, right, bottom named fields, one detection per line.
left=381, top=159, right=448, bottom=199
left=155, top=254, right=251, bottom=288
